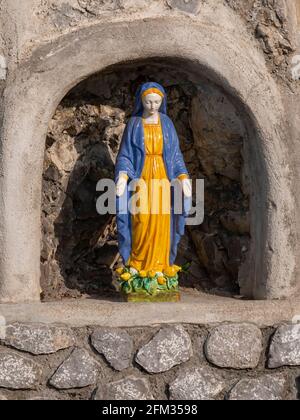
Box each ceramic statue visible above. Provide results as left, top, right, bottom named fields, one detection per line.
left=115, top=82, right=192, bottom=302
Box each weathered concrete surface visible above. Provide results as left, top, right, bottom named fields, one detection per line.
left=0, top=0, right=299, bottom=303
left=0, top=55, right=7, bottom=80
left=0, top=293, right=300, bottom=327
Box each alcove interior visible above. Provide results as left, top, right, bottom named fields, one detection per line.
left=40, top=58, right=251, bottom=302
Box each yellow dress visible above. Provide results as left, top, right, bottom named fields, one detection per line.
left=126, top=116, right=171, bottom=272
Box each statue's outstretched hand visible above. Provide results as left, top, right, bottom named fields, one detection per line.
left=116, top=174, right=128, bottom=197
left=178, top=174, right=192, bottom=198
left=182, top=178, right=192, bottom=197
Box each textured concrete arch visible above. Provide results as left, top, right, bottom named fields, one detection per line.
left=0, top=15, right=296, bottom=302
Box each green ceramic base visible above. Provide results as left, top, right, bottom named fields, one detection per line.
left=122, top=290, right=180, bottom=303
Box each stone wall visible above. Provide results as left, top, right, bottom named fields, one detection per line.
left=0, top=321, right=299, bottom=400
left=0, top=0, right=300, bottom=401
left=226, top=0, right=295, bottom=72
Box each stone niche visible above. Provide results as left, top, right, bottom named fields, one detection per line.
left=0, top=12, right=296, bottom=304
left=41, top=60, right=250, bottom=301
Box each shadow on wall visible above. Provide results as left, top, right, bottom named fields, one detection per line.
left=42, top=101, right=119, bottom=300
left=41, top=60, right=251, bottom=301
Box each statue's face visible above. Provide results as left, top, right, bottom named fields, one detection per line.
left=142, top=93, right=163, bottom=115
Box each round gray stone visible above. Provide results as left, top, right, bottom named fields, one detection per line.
left=136, top=325, right=193, bottom=373
left=169, top=366, right=226, bottom=400
left=94, top=376, right=154, bottom=400
left=228, top=375, right=287, bottom=400
left=49, top=348, right=100, bottom=389
left=4, top=323, right=75, bottom=355
left=91, top=328, right=133, bottom=371
left=205, top=323, right=263, bottom=369
left=268, top=324, right=300, bottom=368
left=0, top=351, right=42, bottom=389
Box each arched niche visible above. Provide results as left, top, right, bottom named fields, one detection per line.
left=0, top=16, right=296, bottom=303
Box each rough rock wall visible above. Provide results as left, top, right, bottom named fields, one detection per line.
left=226, top=0, right=295, bottom=74
left=0, top=321, right=299, bottom=400
left=41, top=63, right=250, bottom=300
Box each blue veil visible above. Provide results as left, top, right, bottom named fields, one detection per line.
left=132, top=82, right=167, bottom=116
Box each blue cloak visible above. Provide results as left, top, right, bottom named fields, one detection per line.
left=115, top=82, right=191, bottom=266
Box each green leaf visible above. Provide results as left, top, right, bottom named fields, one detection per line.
left=132, top=278, right=143, bottom=292
left=167, top=277, right=178, bottom=290
left=157, top=283, right=168, bottom=291
left=144, top=278, right=158, bottom=296
left=143, top=278, right=150, bottom=291
left=121, top=281, right=132, bottom=295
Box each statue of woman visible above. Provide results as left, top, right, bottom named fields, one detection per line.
left=115, top=82, right=192, bottom=301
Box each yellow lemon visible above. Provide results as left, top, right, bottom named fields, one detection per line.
left=164, top=267, right=177, bottom=277
left=148, top=270, right=157, bottom=278
left=121, top=272, right=131, bottom=281
left=116, top=267, right=124, bottom=275
left=139, top=270, right=147, bottom=278
left=158, top=276, right=166, bottom=285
